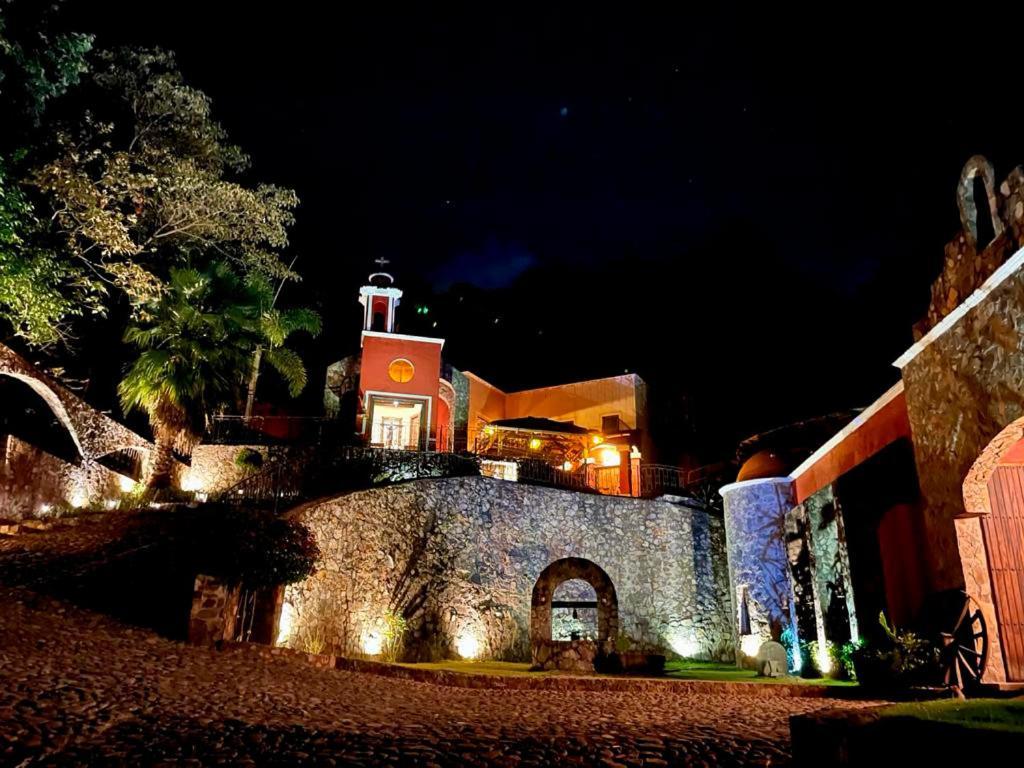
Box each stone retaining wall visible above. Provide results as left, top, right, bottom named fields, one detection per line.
left=282, top=476, right=732, bottom=663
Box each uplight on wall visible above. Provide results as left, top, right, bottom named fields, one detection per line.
left=276, top=601, right=295, bottom=646
left=69, top=487, right=88, bottom=509
left=362, top=630, right=383, bottom=656
left=740, top=634, right=762, bottom=658
left=665, top=630, right=700, bottom=659
left=119, top=475, right=137, bottom=493
left=455, top=632, right=481, bottom=659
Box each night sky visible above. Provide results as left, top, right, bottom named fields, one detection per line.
left=58, top=4, right=1024, bottom=461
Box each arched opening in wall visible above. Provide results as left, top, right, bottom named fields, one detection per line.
left=530, top=557, right=619, bottom=651
left=0, top=374, right=82, bottom=464
left=972, top=174, right=997, bottom=249
left=551, top=579, right=598, bottom=641
left=371, top=311, right=386, bottom=332
left=962, top=417, right=1024, bottom=682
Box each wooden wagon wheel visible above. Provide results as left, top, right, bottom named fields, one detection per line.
left=939, top=593, right=988, bottom=690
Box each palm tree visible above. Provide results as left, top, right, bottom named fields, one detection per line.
left=119, top=261, right=319, bottom=488
left=242, top=261, right=322, bottom=422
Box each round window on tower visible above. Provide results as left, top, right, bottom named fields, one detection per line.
left=388, top=358, right=415, bottom=383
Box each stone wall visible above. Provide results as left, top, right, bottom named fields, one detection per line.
left=184, top=444, right=272, bottom=496
left=719, top=478, right=797, bottom=658
left=899, top=251, right=1024, bottom=592
left=0, top=343, right=152, bottom=462
left=0, top=435, right=125, bottom=518
left=916, top=157, right=1024, bottom=338
left=281, top=476, right=731, bottom=663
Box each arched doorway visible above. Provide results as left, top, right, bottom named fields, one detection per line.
left=530, top=557, right=618, bottom=671
left=961, top=417, right=1024, bottom=682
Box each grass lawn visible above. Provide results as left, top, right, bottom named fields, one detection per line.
left=398, top=659, right=857, bottom=686
left=881, top=698, right=1024, bottom=733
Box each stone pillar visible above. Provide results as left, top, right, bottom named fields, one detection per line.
left=719, top=477, right=799, bottom=667
left=189, top=574, right=241, bottom=648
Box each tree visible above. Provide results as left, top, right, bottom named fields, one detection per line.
left=119, top=261, right=317, bottom=488
left=0, top=0, right=97, bottom=345
left=243, top=257, right=322, bottom=421
left=28, top=47, right=299, bottom=310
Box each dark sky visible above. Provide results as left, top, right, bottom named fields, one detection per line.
left=58, top=4, right=1024, bottom=460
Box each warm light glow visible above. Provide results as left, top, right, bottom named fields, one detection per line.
left=38, top=503, right=52, bottom=515
left=529, top=437, right=541, bottom=451
left=119, top=475, right=137, bottom=493
left=562, top=461, right=573, bottom=472
left=276, top=601, right=294, bottom=646
left=592, top=435, right=603, bottom=445
left=740, top=634, right=762, bottom=657
left=665, top=631, right=700, bottom=658
left=69, top=487, right=88, bottom=509
left=483, top=425, right=495, bottom=436
left=816, top=645, right=832, bottom=675
left=362, top=630, right=383, bottom=656
left=104, top=499, right=117, bottom=510
left=180, top=474, right=204, bottom=493
left=455, top=633, right=481, bottom=659
left=597, top=446, right=621, bottom=467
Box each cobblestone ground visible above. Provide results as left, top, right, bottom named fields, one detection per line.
left=0, top=519, right=873, bottom=766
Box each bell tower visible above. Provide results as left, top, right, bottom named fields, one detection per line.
left=358, top=258, right=402, bottom=333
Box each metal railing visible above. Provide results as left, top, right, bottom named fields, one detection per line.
left=219, top=443, right=725, bottom=513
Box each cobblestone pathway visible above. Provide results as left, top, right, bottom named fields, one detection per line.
left=0, top=519, right=872, bottom=766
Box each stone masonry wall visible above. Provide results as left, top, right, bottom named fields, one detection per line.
left=282, top=477, right=731, bottom=663
left=901, top=255, right=1024, bottom=592
left=0, top=436, right=124, bottom=518
left=184, top=444, right=272, bottom=496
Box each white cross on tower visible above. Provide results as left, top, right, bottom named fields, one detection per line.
left=374, top=257, right=390, bottom=269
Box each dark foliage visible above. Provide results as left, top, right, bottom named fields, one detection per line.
left=190, top=504, right=319, bottom=589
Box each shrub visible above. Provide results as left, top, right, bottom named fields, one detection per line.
left=852, top=612, right=938, bottom=688
left=380, top=611, right=407, bottom=662
left=234, top=448, right=265, bottom=474
left=191, top=505, right=319, bottom=589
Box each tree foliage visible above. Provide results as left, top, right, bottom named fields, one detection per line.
left=190, top=505, right=320, bottom=589
left=119, top=261, right=318, bottom=486
left=29, top=47, right=299, bottom=308
left=0, top=0, right=97, bottom=345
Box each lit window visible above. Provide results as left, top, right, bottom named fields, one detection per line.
left=388, top=358, right=415, bottom=383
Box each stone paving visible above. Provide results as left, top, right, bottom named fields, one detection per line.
left=0, top=517, right=877, bottom=766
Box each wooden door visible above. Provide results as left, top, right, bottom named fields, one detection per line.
left=984, top=464, right=1024, bottom=681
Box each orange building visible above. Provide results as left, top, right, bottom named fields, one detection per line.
left=331, top=267, right=647, bottom=494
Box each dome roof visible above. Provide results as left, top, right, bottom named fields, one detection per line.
left=736, top=450, right=789, bottom=482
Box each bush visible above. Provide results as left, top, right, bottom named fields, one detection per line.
left=852, top=612, right=938, bottom=688
left=234, top=448, right=265, bottom=474
left=191, top=505, right=319, bottom=589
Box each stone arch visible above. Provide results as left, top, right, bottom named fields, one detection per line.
left=530, top=557, right=619, bottom=645
left=958, top=155, right=1005, bottom=249
left=0, top=371, right=85, bottom=461
left=962, top=416, right=1024, bottom=517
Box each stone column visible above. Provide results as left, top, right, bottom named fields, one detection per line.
left=719, top=477, right=799, bottom=667
left=189, top=574, right=241, bottom=648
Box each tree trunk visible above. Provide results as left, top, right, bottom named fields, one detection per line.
left=146, top=429, right=177, bottom=489
left=244, top=345, right=263, bottom=423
